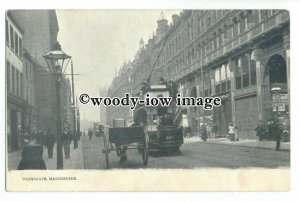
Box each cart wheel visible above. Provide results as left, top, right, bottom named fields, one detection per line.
left=142, top=131, right=149, bottom=166
left=103, top=133, right=110, bottom=169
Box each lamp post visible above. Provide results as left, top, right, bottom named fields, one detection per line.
left=271, top=87, right=281, bottom=121
left=43, top=42, right=71, bottom=169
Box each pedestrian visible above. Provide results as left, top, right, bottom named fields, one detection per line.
left=44, top=128, right=55, bottom=159
left=234, top=122, right=239, bottom=141
left=212, top=123, right=218, bottom=139
left=88, top=129, right=93, bottom=141
left=206, top=123, right=211, bottom=139
left=201, top=124, right=207, bottom=142
left=187, top=126, right=191, bottom=138
left=228, top=122, right=235, bottom=141
left=18, top=145, right=46, bottom=170
left=35, top=130, right=44, bottom=145
left=62, top=127, right=72, bottom=159
left=255, top=120, right=265, bottom=141
left=272, top=119, right=282, bottom=151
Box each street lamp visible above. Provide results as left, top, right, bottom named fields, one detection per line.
left=271, top=87, right=282, bottom=121
left=43, top=42, right=71, bottom=169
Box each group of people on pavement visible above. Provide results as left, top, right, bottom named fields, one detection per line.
left=199, top=122, right=219, bottom=142
left=183, top=122, right=219, bottom=141
left=21, top=126, right=77, bottom=159
left=255, top=119, right=290, bottom=150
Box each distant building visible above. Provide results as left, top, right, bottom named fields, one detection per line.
left=106, top=62, right=133, bottom=126
left=99, top=87, right=107, bottom=125
left=22, top=49, right=39, bottom=137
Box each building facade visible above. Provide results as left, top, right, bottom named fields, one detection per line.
left=157, top=10, right=290, bottom=139
left=106, top=10, right=290, bottom=139
left=6, top=12, right=25, bottom=152
left=106, top=62, right=133, bottom=126
left=106, top=14, right=169, bottom=126
left=99, top=87, right=107, bottom=125
left=6, top=10, right=74, bottom=151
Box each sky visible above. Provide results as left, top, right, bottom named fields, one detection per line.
left=56, top=10, right=181, bottom=122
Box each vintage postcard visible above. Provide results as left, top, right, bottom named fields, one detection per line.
left=5, top=9, right=290, bottom=191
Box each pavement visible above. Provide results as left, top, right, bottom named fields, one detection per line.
left=184, top=136, right=290, bottom=151
left=7, top=139, right=84, bottom=170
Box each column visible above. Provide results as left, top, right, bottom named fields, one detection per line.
left=251, top=48, right=263, bottom=120
left=283, top=27, right=290, bottom=114
left=228, top=59, right=236, bottom=123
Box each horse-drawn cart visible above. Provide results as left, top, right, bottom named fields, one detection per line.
left=102, top=126, right=149, bottom=168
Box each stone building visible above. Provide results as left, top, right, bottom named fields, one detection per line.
left=99, top=86, right=107, bottom=125
left=8, top=10, right=60, bottom=136
left=106, top=14, right=170, bottom=126
left=6, top=10, right=74, bottom=151
left=6, top=12, right=25, bottom=152
left=22, top=49, right=39, bottom=137
left=106, top=10, right=290, bottom=139
left=156, top=10, right=290, bottom=139
left=106, top=62, right=133, bottom=126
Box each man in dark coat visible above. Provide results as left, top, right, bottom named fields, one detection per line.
left=18, top=145, right=46, bottom=170
left=88, top=129, right=93, bottom=141
left=44, top=128, right=55, bottom=158
left=272, top=119, right=283, bottom=151
left=255, top=120, right=265, bottom=141
left=62, top=128, right=73, bottom=159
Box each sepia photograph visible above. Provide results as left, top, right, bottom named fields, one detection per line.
left=5, top=8, right=291, bottom=191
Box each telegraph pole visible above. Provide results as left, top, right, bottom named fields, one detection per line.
left=71, top=60, right=78, bottom=149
